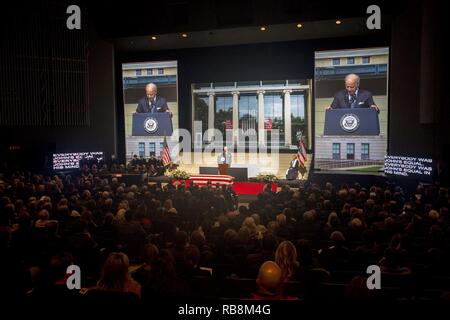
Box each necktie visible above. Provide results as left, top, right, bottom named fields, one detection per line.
left=150, top=99, right=156, bottom=112
left=349, top=94, right=356, bottom=108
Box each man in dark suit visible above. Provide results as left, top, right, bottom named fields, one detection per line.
left=136, top=83, right=171, bottom=114
left=286, top=155, right=299, bottom=180
left=327, top=74, right=379, bottom=112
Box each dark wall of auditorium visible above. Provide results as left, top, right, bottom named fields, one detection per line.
left=1, top=0, right=448, bottom=171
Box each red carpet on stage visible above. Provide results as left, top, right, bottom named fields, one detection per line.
left=174, top=175, right=277, bottom=195
left=233, top=181, right=277, bottom=195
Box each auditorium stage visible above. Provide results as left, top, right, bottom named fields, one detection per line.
left=172, top=151, right=312, bottom=180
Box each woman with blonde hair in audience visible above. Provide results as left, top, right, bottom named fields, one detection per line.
left=163, top=199, right=178, bottom=215
left=275, top=240, right=299, bottom=282
left=242, top=216, right=257, bottom=236
left=96, top=252, right=141, bottom=299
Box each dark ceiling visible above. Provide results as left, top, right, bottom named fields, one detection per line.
left=1, top=0, right=409, bottom=52
left=88, top=0, right=408, bottom=39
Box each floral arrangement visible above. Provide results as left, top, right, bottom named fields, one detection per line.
left=168, top=168, right=190, bottom=180
left=254, top=173, right=278, bottom=182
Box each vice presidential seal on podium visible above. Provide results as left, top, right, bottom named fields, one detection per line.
left=324, top=108, right=379, bottom=135
left=132, top=112, right=173, bottom=136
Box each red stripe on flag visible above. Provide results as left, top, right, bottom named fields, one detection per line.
left=297, top=136, right=307, bottom=167
left=301, top=138, right=307, bottom=163
left=162, top=137, right=171, bottom=166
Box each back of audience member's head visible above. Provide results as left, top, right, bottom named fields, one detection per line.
left=385, top=216, right=397, bottom=233
left=37, top=209, right=50, bottom=221
left=223, top=229, right=238, bottom=247
left=238, top=227, right=250, bottom=244
left=190, top=230, right=206, bottom=247
left=349, top=217, right=364, bottom=231
left=326, top=212, right=340, bottom=227
left=238, top=205, right=249, bottom=216
left=267, top=221, right=279, bottom=235
left=243, top=217, right=256, bottom=233
left=338, top=189, right=348, bottom=198
left=428, top=209, right=440, bottom=220
left=218, top=215, right=229, bottom=228
left=323, top=199, right=332, bottom=211
left=251, top=213, right=260, bottom=226
left=276, top=213, right=286, bottom=226
left=97, top=252, right=131, bottom=292
left=303, top=210, right=316, bottom=223
left=255, top=225, right=267, bottom=238
left=282, top=208, right=293, bottom=218
left=257, top=261, right=282, bottom=293
left=81, top=209, right=93, bottom=222
left=330, top=231, right=345, bottom=245
left=164, top=199, right=174, bottom=211
left=141, top=243, right=159, bottom=265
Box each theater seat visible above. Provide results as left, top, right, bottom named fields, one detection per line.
left=190, top=276, right=217, bottom=298
left=81, top=289, right=140, bottom=305
left=221, top=277, right=256, bottom=298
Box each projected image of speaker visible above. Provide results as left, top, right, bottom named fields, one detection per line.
left=314, top=47, right=389, bottom=174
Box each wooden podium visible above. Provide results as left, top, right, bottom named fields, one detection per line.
left=218, top=164, right=229, bottom=175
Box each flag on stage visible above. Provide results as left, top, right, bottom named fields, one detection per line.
left=297, top=136, right=307, bottom=167
left=162, top=136, right=172, bottom=166
left=301, top=136, right=307, bottom=162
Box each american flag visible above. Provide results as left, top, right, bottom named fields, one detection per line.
left=297, top=135, right=307, bottom=167
left=162, top=136, right=172, bottom=166
left=264, top=118, right=272, bottom=131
